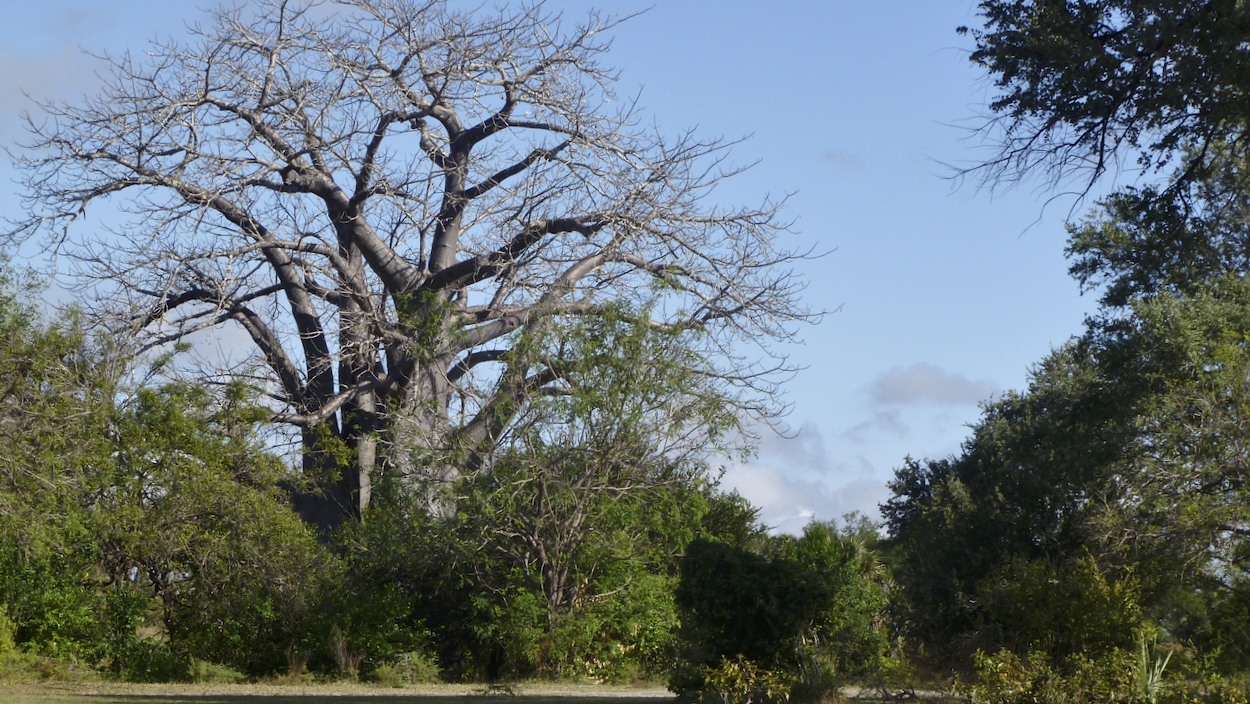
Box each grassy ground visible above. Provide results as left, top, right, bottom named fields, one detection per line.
left=0, top=681, right=964, bottom=704
left=0, top=680, right=677, bottom=704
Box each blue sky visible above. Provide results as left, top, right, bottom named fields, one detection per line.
left=0, top=1, right=1108, bottom=533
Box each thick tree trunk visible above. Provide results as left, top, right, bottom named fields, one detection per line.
left=384, top=357, right=459, bottom=517
left=289, top=424, right=357, bottom=535
left=291, top=351, right=461, bottom=532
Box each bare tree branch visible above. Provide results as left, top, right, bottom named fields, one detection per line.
left=8, top=0, right=820, bottom=528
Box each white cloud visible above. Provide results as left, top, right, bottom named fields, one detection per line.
left=755, top=422, right=829, bottom=473
left=721, top=462, right=890, bottom=535
left=718, top=422, right=894, bottom=534
left=841, top=409, right=909, bottom=444
left=821, top=149, right=866, bottom=170
left=868, top=362, right=997, bottom=406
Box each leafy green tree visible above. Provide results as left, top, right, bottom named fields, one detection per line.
left=883, top=341, right=1142, bottom=656
left=779, top=522, right=891, bottom=686
left=1062, top=149, right=1250, bottom=614
left=344, top=466, right=703, bottom=682
left=341, top=311, right=741, bottom=682
left=673, top=521, right=891, bottom=698
left=699, top=490, right=769, bottom=552
left=98, top=382, right=341, bottom=675
left=675, top=539, right=818, bottom=672
left=964, top=0, right=1250, bottom=194
left=0, top=264, right=135, bottom=664
left=975, top=555, right=1142, bottom=665
left=0, top=262, right=341, bottom=676
left=908, top=0, right=1250, bottom=682
left=884, top=271, right=1250, bottom=672
left=1067, top=146, right=1250, bottom=308
left=1093, top=281, right=1250, bottom=670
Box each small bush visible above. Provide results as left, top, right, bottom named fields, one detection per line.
left=329, top=626, right=363, bottom=680
left=188, top=657, right=247, bottom=684
left=112, top=641, right=186, bottom=683
left=963, top=645, right=1250, bottom=704
left=0, top=650, right=98, bottom=684
left=372, top=662, right=403, bottom=688
left=1160, top=675, right=1249, bottom=704
left=601, top=660, right=646, bottom=687
left=0, top=608, right=15, bottom=659
left=976, top=556, right=1142, bottom=664
left=390, top=650, right=443, bottom=684
left=962, top=648, right=1135, bottom=704
left=697, top=656, right=793, bottom=704
left=266, top=646, right=315, bottom=686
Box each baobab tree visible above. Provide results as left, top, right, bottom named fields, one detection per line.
left=11, top=0, right=815, bottom=531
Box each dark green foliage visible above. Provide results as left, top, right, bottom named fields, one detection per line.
left=1070, top=182, right=1250, bottom=309
left=676, top=539, right=819, bottom=668
left=99, top=383, right=340, bottom=675
left=1060, top=149, right=1250, bottom=673
left=975, top=556, right=1141, bottom=664
left=963, top=643, right=1250, bottom=704
left=446, top=451, right=699, bottom=679
left=0, top=265, right=341, bottom=678
left=881, top=326, right=1216, bottom=669
left=0, top=264, right=133, bottom=665
left=699, top=491, right=768, bottom=551
left=1202, top=586, right=1250, bottom=672
left=886, top=148, right=1250, bottom=676
left=966, top=0, right=1250, bottom=190
left=345, top=472, right=717, bottom=683
left=0, top=262, right=824, bottom=687
left=0, top=541, right=139, bottom=664
left=0, top=376, right=342, bottom=677
left=882, top=294, right=1250, bottom=678
left=961, top=648, right=1138, bottom=704
left=405, top=310, right=739, bottom=681
left=883, top=342, right=1142, bottom=656
left=885, top=0, right=1250, bottom=687
left=672, top=521, right=891, bottom=698
left=776, top=522, right=891, bottom=683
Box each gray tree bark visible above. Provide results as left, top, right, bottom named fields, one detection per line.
left=11, top=0, right=818, bottom=531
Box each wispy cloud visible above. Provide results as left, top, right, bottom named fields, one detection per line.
left=821, top=149, right=866, bottom=170
left=718, top=422, right=892, bottom=534
left=755, top=422, right=829, bottom=473
left=867, top=362, right=996, bottom=406
left=0, top=46, right=105, bottom=141
left=722, top=461, right=889, bottom=535
left=841, top=409, right=909, bottom=444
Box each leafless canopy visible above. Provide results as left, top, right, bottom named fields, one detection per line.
left=10, top=0, right=817, bottom=528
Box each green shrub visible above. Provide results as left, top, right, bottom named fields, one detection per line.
left=0, top=607, right=15, bottom=659
left=188, top=657, right=247, bottom=684
left=371, top=662, right=403, bottom=688
left=0, top=650, right=99, bottom=684
left=675, top=538, right=819, bottom=669
left=698, top=656, right=793, bottom=704
left=369, top=650, right=443, bottom=687
left=963, top=645, right=1250, bottom=704
left=265, top=646, right=315, bottom=685
left=113, top=641, right=187, bottom=683
left=1159, top=675, right=1249, bottom=704
left=104, top=384, right=343, bottom=677
left=389, top=650, right=442, bottom=684
left=976, top=555, right=1142, bottom=663
left=962, top=648, right=1135, bottom=704
left=673, top=525, right=890, bottom=699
